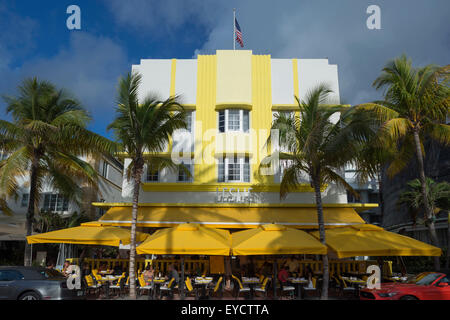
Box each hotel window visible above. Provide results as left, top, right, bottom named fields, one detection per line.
left=43, top=194, right=69, bottom=212
left=218, top=110, right=250, bottom=133
left=218, top=156, right=250, bottom=182
left=146, top=165, right=159, bottom=182
left=177, top=162, right=193, bottom=182
left=185, top=111, right=193, bottom=132
left=100, top=160, right=108, bottom=178
left=21, top=194, right=29, bottom=207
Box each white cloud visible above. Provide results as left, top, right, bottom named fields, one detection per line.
left=17, top=32, right=130, bottom=113
left=105, top=0, right=224, bottom=36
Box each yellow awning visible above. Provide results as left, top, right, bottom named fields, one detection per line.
left=231, top=224, right=327, bottom=255
left=26, top=222, right=149, bottom=247
left=136, top=223, right=231, bottom=256
left=310, top=224, right=442, bottom=258
left=98, top=205, right=365, bottom=229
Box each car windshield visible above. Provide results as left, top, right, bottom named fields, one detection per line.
left=415, top=273, right=442, bottom=286
left=40, top=269, right=64, bottom=279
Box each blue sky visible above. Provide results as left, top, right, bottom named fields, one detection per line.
left=1, top=0, right=449, bottom=139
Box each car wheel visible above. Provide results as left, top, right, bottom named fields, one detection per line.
left=400, top=295, right=418, bottom=300
left=18, top=292, right=41, bottom=300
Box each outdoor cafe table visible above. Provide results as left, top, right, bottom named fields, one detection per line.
left=98, top=275, right=120, bottom=299
left=341, top=276, right=366, bottom=289
left=288, top=277, right=309, bottom=300
left=242, top=277, right=260, bottom=300
left=194, top=277, right=213, bottom=299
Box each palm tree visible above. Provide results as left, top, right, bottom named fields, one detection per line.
left=265, top=84, right=373, bottom=299
left=107, top=72, right=188, bottom=299
left=0, top=77, right=116, bottom=266
left=352, top=126, right=397, bottom=220
left=356, top=55, right=450, bottom=270
left=398, top=178, right=450, bottom=217
left=398, top=178, right=450, bottom=268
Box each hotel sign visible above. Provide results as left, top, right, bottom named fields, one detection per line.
left=215, top=187, right=253, bottom=203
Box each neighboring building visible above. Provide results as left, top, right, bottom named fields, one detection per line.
left=94, top=50, right=376, bottom=229
left=344, top=164, right=382, bottom=225
left=0, top=154, right=123, bottom=241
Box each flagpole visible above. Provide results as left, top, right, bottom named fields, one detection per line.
left=233, top=8, right=236, bottom=50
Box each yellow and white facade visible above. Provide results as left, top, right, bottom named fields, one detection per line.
left=95, top=50, right=376, bottom=229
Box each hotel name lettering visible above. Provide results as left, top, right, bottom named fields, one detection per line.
left=215, top=187, right=253, bottom=203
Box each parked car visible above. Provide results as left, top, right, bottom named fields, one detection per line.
left=360, top=270, right=450, bottom=300
left=0, top=266, right=85, bottom=300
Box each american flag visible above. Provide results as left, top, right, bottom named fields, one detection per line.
left=235, top=18, right=244, bottom=48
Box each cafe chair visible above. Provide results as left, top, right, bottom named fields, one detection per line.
left=281, top=282, right=295, bottom=300
left=258, top=275, right=265, bottom=283
left=209, top=276, right=223, bottom=299
left=254, top=277, right=271, bottom=298
left=84, top=275, right=102, bottom=296
left=338, top=275, right=357, bottom=297
left=231, top=275, right=250, bottom=300
left=184, top=277, right=198, bottom=299
left=303, top=277, right=318, bottom=298
left=137, top=274, right=154, bottom=297
left=160, top=278, right=176, bottom=299
left=110, top=273, right=126, bottom=297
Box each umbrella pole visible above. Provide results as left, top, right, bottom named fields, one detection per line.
left=180, top=256, right=185, bottom=300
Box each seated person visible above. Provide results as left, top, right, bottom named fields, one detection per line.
left=62, top=260, right=79, bottom=278
left=192, top=262, right=202, bottom=277
left=81, top=263, right=92, bottom=278
left=113, top=262, right=123, bottom=276
left=303, top=266, right=314, bottom=288
left=46, top=261, right=55, bottom=270
left=165, top=264, right=180, bottom=284
left=98, top=262, right=107, bottom=272
left=286, top=257, right=299, bottom=276
left=142, top=265, right=155, bottom=285
left=247, top=258, right=256, bottom=277
left=278, top=266, right=290, bottom=286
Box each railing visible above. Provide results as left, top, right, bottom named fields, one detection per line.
left=66, top=258, right=393, bottom=276
left=66, top=258, right=210, bottom=275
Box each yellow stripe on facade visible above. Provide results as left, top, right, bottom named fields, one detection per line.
left=292, top=58, right=299, bottom=100
left=252, top=54, right=273, bottom=185
left=194, top=54, right=217, bottom=184
left=170, top=58, right=177, bottom=97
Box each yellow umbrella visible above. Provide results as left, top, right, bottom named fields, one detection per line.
left=136, top=223, right=231, bottom=255
left=231, top=224, right=327, bottom=255
left=26, top=221, right=149, bottom=247
left=310, top=224, right=442, bottom=258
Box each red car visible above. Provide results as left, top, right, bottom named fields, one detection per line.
left=360, top=271, right=450, bottom=300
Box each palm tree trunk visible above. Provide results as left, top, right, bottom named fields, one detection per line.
left=312, top=174, right=329, bottom=300
left=412, top=129, right=440, bottom=270
left=446, top=214, right=450, bottom=269
left=377, top=169, right=384, bottom=224
left=128, top=162, right=143, bottom=299
left=24, top=157, right=39, bottom=266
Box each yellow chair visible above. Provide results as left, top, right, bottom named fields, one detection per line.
left=160, top=278, right=176, bottom=299
left=231, top=275, right=250, bottom=299
left=184, top=277, right=198, bottom=299
left=209, top=276, right=223, bottom=298
left=110, top=272, right=126, bottom=296
left=84, top=275, right=101, bottom=295
left=137, top=274, right=153, bottom=297
left=259, top=274, right=265, bottom=283
left=254, top=277, right=271, bottom=298
left=338, top=275, right=357, bottom=297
